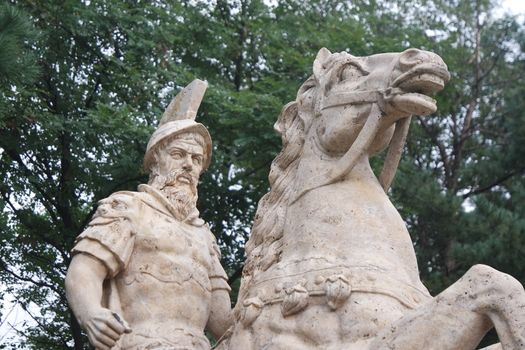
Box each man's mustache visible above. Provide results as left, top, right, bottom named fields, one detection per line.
left=162, top=169, right=195, bottom=187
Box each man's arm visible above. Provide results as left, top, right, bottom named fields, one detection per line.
left=206, top=287, right=234, bottom=340
left=66, top=254, right=131, bottom=350
left=205, top=231, right=234, bottom=340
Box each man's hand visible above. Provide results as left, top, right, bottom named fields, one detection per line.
left=81, top=308, right=132, bottom=350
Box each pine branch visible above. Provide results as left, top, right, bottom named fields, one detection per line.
left=462, top=167, right=525, bottom=199
left=417, top=116, right=451, bottom=179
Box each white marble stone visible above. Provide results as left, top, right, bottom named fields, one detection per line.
left=66, top=48, right=525, bottom=350
left=66, top=80, right=233, bottom=350
left=218, top=48, right=525, bottom=350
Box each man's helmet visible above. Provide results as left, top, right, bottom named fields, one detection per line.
left=143, top=79, right=212, bottom=173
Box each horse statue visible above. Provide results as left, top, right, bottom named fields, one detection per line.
left=218, top=48, right=525, bottom=350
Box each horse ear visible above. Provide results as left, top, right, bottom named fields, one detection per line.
left=313, top=47, right=332, bottom=80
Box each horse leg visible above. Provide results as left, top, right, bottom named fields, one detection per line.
left=370, top=264, right=525, bottom=350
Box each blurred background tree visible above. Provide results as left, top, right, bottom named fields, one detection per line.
left=0, top=0, right=523, bottom=348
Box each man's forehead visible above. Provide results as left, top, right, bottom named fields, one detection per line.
left=164, top=138, right=204, bottom=154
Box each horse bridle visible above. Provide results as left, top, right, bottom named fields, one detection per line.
left=292, top=81, right=411, bottom=203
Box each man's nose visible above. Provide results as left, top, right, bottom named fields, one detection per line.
left=181, top=154, right=193, bottom=170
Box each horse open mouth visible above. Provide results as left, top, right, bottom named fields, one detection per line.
left=391, top=64, right=450, bottom=115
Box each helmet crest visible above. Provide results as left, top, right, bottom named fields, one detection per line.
left=143, top=79, right=212, bottom=172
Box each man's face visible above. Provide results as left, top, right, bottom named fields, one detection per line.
left=156, top=137, right=205, bottom=192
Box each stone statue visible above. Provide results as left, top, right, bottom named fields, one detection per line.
left=65, top=80, right=233, bottom=350
left=217, top=48, right=525, bottom=350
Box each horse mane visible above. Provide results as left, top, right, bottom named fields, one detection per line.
left=238, top=55, right=351, bottom=304
left=240, top=80, right=316, bottom=301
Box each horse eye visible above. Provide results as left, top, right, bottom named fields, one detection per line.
left=340, top=64, right=363, bottom=82
left=299, top=78, right=316, bottom=95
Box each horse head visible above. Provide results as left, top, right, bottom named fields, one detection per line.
left=292, top=47, right=450, bottom=199
left=240, top=47, right=450, bottom=303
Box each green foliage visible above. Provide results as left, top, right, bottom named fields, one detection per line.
left=0, top=0, right=524, bottom=348
left=0, top=3, right=40, bottom=85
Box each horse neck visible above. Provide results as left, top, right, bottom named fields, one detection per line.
left=328, top=154, right=388, bottom=203
left=301, top=131, right=385, bottom=196
left=342, top=154, right=379, bottom=184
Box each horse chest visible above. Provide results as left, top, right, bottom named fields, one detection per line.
left=291, top=190, right=405, bottom=239
left=281, top=181, right=418, bottom=272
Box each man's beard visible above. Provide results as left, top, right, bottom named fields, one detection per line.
left=150, top=169, right=198, bottom=219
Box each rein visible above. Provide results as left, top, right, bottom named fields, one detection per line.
left=291, top=86, right=410, bottom=204
left=320, top=87, right=406, bottom=114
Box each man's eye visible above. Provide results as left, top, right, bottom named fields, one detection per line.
left=171, top=152, right=183, bottom=159
left=192, top=156, right=202, bottom=165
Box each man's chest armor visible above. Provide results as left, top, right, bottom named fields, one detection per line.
left=122, top=207, right=214, bottom=292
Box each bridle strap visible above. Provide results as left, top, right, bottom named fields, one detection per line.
left=292, top=87, right=412, bottom=203
left=321, top=87, right=405, bottom=114
left=379, top=116, right=412, bottom=192
left=291, top=103, right=384, bottom=204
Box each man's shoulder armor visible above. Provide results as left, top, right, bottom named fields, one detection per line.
left=88, top=191, right=146, bottom=226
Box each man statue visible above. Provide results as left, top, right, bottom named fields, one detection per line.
left=65, top=80, right=233, bottom=350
